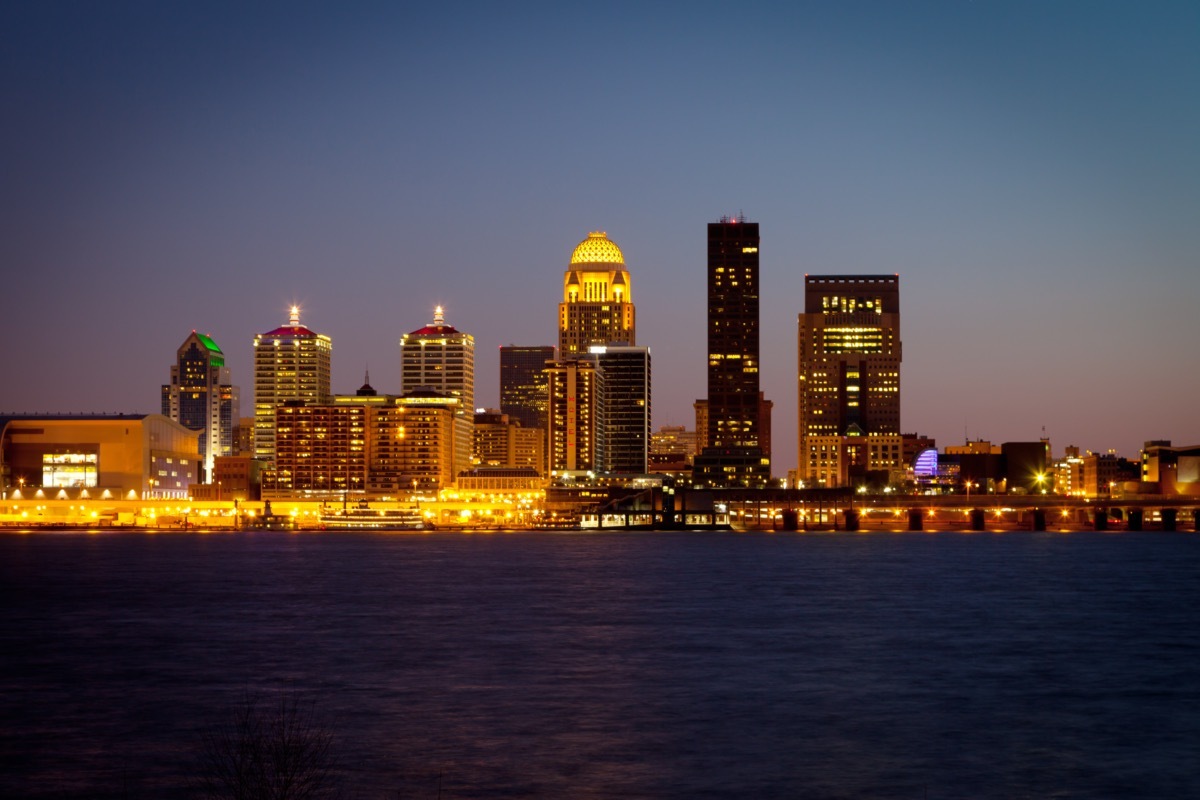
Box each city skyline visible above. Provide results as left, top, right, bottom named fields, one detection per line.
left=3, top=2, right=1198, bottom=473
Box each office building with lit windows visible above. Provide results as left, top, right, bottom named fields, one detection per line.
left=400, top=306, right=475, bottom=407
left=474, top=410, right=544, bottom=474
left=264, top=379, right=465, bottom=498
left=389, top=391, right=463, bottom=490
left=161, top=331, right=239, bottom=481
left=400, top=306, right=475, bottom=481
left=265, top=401, right=367, bottom=498
left=500, top=344, right=554, bottom=474
left=253, top=307, right=332, bottom=466
left=499, top=345, right=555, bottom=432
left=797, top=275, right=902, bottom=487
left=589, top=345, right=651, bottom=475
left=559, top=232, right=635, bottom=357
left=546, top=356, right=604, bottom=475
left=693, top=216, right=770, bottom=487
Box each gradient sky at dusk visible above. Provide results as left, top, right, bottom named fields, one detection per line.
left=3, top=1, right=1197, bottom=473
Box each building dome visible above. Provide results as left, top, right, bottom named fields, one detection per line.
left=569, top=232, right=624, bottom=266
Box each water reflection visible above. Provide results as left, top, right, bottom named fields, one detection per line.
left=0, top=531, right=1197, bottom=798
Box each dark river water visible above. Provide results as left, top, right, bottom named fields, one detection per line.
left=1, top=530, right=1197, bottom=799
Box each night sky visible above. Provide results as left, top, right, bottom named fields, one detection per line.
left=3, top=1, right=1197, bottom=474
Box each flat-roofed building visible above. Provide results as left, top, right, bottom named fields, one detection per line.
left=395, top=390, right=468, bottom=488
left=457, top=466, right=545, bottom=492
left=1082, top=453, right=1120, bottom=498
left=547, top=356, right=604, bottom=475
left=233, top=417, right=255, bottom=456
left=649, top=425, right=698, bottom=477
left=500, top=345, right=554, bottom=474
left=261, top=382, right=468, bottom=498
left=499, top=345, right=555, bottom=432
left=336, top=383, right=462, bottom=494
left=474, top=410, right=544, bottom=474
left=798, top=274, right=901, bottom=488
left=694, top=216, right=770, bottom=487
left=1141, top=441, right=1200, bottom=496
left=589, top=345, right=651, bottom=475
left=1, top=414, right=200, bottom=499
left=265, top=402, right=367, bottom=498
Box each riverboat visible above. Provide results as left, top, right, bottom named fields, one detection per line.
left=319, top=504, right=425, bottom=530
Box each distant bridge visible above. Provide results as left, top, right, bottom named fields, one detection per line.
left=605, top=487, right=1200, bottom=532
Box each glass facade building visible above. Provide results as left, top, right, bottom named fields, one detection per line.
left=161, top=331, right=238, bottom=480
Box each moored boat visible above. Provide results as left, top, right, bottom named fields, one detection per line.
left=319, top=503, right=425, bottom=530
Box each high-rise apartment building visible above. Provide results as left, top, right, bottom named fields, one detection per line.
left=797, top=275, right=901, bottom=487
left=559, top=232, right=635, bottom=357
left=161, top=331, right=239, bottom=480
left=499, top=345, right=555, bottom=433
left=267, top=401, right=367, bottom=498
left=253, top=307, right=332, bottom=466
left=328, top=382, right=463, bottom=494
left=546, top=356, right=604, bottom=474
left=264, top=381, right=464, bottom=497
left=589, top=345, right=651, bottom=474
left=693, top=216, right=770, bottom=487
left=400, top=306, right=475, bottom=407
left=400, top=306, right=475, bottom=482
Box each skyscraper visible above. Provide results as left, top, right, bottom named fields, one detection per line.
left=797, top=275, right=902, bottom=487
left=499, top=345, right=555, bottom=432
left=693, top=216, right=770, bottom=487
left=589, top=345, right=651, bottom=474
left=161, top=331, right=239, bottom=481
left=500, top=344, right=554, bottom=475
left=559, top=232, right=635, bottom=356
left=400, top=306, right=475, bottom=481
left=400, top=306, right=475, bottom=408
left=546, top=356, right=604, bottom=474
left=252, top=306, right=331, bottom=466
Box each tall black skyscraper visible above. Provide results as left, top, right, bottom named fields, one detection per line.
left=693, top=215, right=770, bottom=487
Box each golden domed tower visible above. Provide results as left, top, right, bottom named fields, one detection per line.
left=558, top=231, right=636, bottom=356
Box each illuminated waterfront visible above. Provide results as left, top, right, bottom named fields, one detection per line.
left=4, top=491, right=1200, bottom=533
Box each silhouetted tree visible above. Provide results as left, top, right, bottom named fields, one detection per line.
left=195, top=692, right=340, bottom=800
